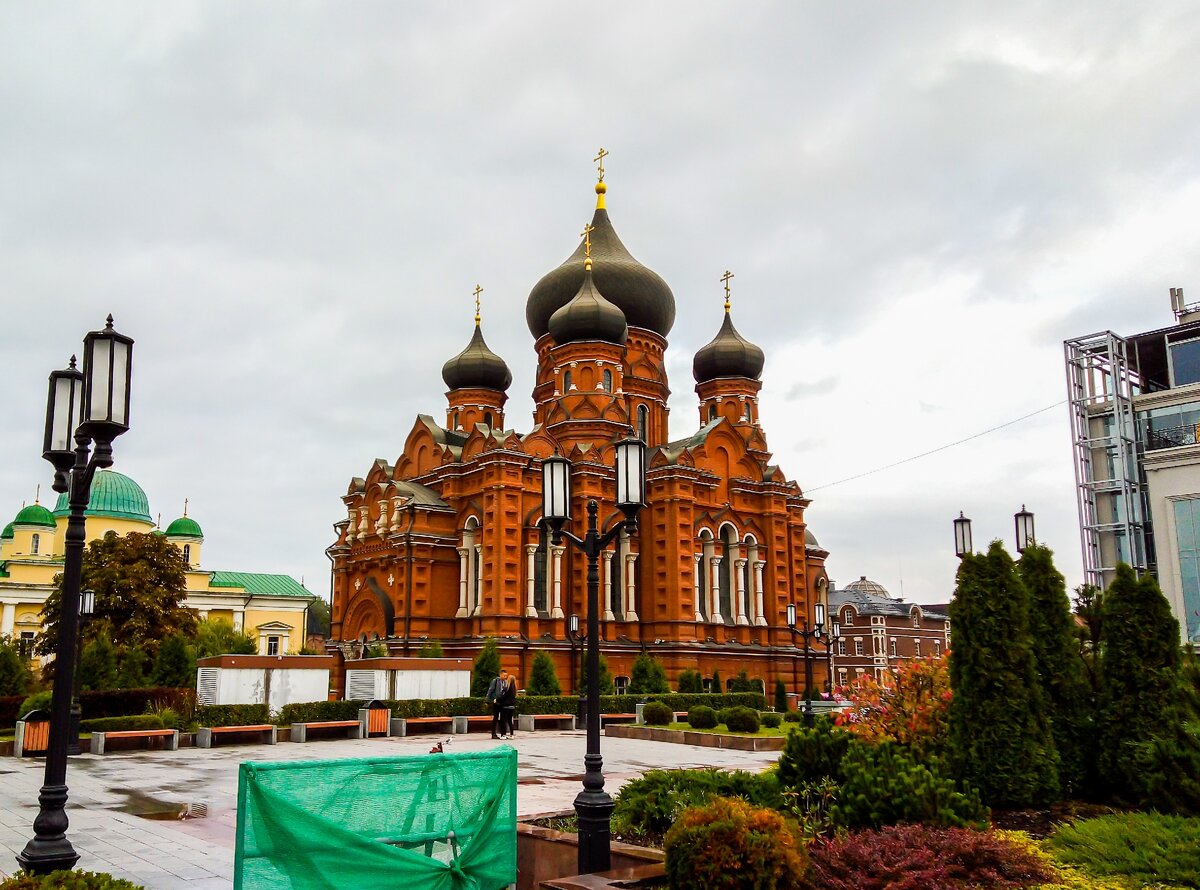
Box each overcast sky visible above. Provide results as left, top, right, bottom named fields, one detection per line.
left=3, top=2, right=1200, bottom=607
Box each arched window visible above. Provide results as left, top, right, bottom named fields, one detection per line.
left=602, top=369, right=613, bottom=392
left=697, top=529, right=713, bottom=621
left=453, top=411, right=460, bottom=429
left=563, top=370, right=573, bottom=392
left=30, top=534, right=39, bottom=556
left=743, top=403, right=752, bottom=423
left=708, top=403, right=718, bottom=421
left=484, top=411, right=493, bottom=428
left=183, top=544, right=191, bottom=565
left=533, top=523, right=549, bottom=614
left=463, top=517, right=481, bottom=614
left=610, top=537, right=623, bottom=615
left=637, top=405, right=649, bottom=442
left=718, top=525, right=737, bottom=622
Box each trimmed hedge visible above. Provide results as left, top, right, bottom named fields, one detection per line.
left=80, top=715, right=165, bottom=733
left=196, top=704, right=270, bottom=727
left=80, top=687, right=192, bottom=720
left=385, top=692, right=766, bottom=719
left=1, top=695, right=24, bottom=730
left=277, top=699, right=364, bottom=725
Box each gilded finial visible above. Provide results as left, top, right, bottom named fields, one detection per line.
left=581, top=223, right=595, bottom=271
left=594, top=147, right=608, bottom=209
left=721, top=270, right=735, bottom=313
left=473, top=284, right=483, bottom=326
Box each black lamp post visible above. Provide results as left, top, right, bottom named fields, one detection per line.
left=953, top=511, right=973, bottom=559
left=543, top=435, right=646, bottom=876
left=67, top=589, right=95, bottom=756
left=567, top=612, right=582, bottom=715
left=1015, top=505, right=1036, bottom=554
left=20, top=316, right=132, bottom=875
left=786, top=601, right=839, bottom=727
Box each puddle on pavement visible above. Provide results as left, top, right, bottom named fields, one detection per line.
left=106, top=786, right=190, bottom=820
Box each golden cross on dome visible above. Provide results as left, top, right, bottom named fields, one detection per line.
left=473, top=284, right=483, bottom=326
left=721, top=270, right=735, bottom=312
left=594, top=147, right=608, bottom=182
left=184, top=498, right=189, bottom=517
left=580, top=223, right=595, bottom=270
left=34, top=483, right=40, bottom=505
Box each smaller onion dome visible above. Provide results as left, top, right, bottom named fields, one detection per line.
left=441, top=325, right=512, bottom=392
left=692, top=311, right=765, bottom=383
left=2, top=522, right=14, bottom=540
left=548, top=268, right=628, bottom=345
left=13, top=504, right=56, bottom=528
left=165, top=516, right=204, bottom=539
left=846, top=576, right=891, bottom=598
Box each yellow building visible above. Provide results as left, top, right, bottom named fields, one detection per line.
left=0, top=469, right=315, bottom=657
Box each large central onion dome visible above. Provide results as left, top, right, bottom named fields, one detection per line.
left=527, top=184, right=676, bottom=338
left=693, top=311, right=765, bottom=383
left=441, top=325, right=513, bottom=392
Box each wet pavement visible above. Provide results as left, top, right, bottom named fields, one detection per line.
left=0, top=730, right=779, bottom=889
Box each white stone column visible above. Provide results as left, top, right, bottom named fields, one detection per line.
left=345, top=507, right=357, bottom=543
left=624, top=553, right=639, bottom=622
left=525, top=545, right=539, bottom=617
left=709, top=556, right=723, bottom=623
left=1, top=603, right=15, bottom=637
left=456, top=547, right=469, bottom=617
left=693, top=554, right=704, bottom=622
left=234, top=610, right=245, bottom=632
left=753, top=560, right=768, bottom=626
left=551, top=545, right=565, bottom=618
left=734, top=557, right=749, bottom=625
left=390, top=497, right=405, bottom=533
left=472, top=544, right=483, bottom=616
left=357, top=508, right=370, bottom=538
left=374, top=502, right=388, bottom=536
left=602, top=550, right=616, bottom=621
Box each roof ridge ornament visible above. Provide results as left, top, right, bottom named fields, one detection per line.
left=721, top=270, right=734, bottom=314
left=473, top=284, right=483, bottom=327
left=594, top=147, right=608, bottom=209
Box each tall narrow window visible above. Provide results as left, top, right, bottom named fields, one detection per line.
left=914, top=639, right=921, bottom=657
left=533, top=524, right=549, bottom=614
left=563, top=370, right=573, bottom=392
left=708, top=403, right=717, bottom=421
left=610, top=537, right=623, bottom=615
left=183, top=544, right=191, bottom=565
left=698, top=530, right=713, bottom=621
left=637, top=405, right=648, bottom=442
left=718, top=525, right=736, bottom=622
left=743, top=404, right=752, bottom=422
left=30, top=534, right=39, bottom=555
left=602, top=369, right=613, bottom=392
left=453, top=411, right=460, bottom=429
left=484, top=411, right=493, bottom=428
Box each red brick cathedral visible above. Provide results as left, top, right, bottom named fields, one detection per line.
left=328, top=166, right=830, bottom=695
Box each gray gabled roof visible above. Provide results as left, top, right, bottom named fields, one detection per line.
left=830, top=588, right=949, bottom=621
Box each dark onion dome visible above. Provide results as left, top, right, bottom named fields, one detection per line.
left=548, top=267, right=629, bottom=345
left=527, top=188, right=676, bottom=338
left=441, top=325, right=512, bottom=392
left=692, top=312, right=765, bottom=383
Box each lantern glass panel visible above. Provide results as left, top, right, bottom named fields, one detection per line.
left=110, top=339, right=130, bottom=426
left=615, top=438, right=645, bottom=508
left=953, top=512, right=972, bottom=557
left=786, top=603, right=797, bottom=628
left=542, top=458, right=571, bottom=521
left=86, top=336, right=111, bottom=424
left=45, top=368, right=82, bottom=455
left=814, top=602, right=826, bottom=628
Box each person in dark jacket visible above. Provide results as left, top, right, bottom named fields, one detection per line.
left=486, top=670, right=507, bottom=739
left=498, top=673, right=518, bottom=739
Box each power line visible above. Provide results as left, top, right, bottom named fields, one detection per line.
left=806, top=400, right=1067, bottom=493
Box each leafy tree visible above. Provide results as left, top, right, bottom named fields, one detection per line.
left=37, top=531, right=195, bottom=661
left=948, top=541, right=1059, bottom=808
left=471, top=637, right=501, bottom=697
left=1018, top=543, right=1092, bottom=795
left=628, top=652, right=669, bottom=694
left=579, top=652, right=615, bottom=696
left=0, top=636, right=30, bottom=697
left=774, top=677, right=789, bottom=713
left=526, top=650, right=562, bottom=696
left=417, top=640, right=444, bottom=658
left=78, top=633, right=118, bottom=691
left=1098, top=565, right=1200, bottom=810
left=151, top=633, right=196, bottom=688
left=836, top=654, right=952, bottom=759
left=194, top=618, right=257, bottom=658
left=308, top=597, right=331, bottom=636
left=115, top=645, right=148, bottom=689
left=677, top=669, right=703, bottom=693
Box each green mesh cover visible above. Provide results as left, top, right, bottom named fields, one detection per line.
left=234, top=748, right=517, bottom=889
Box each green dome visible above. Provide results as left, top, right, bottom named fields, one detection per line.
left=2, top=522, right=14, bottom=540
left=165, top=516, right=203, bottom=539
left=13, top=504, right=56, bottom=528
left=53, top=469, right=153, bottom=524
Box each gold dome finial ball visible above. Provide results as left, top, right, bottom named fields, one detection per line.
left=595, top=181, right=607, bottom=195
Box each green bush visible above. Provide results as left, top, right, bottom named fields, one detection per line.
left=677, top=669, right=704, bottom=693
left=0, top=638, right=30, bottom=697
left=717, top=707, right=733, bottom=726
left=79, top=636, right=119, bottom=691
left=783, top=710, right=802, bottom=723
left=195, top=703, right=270, bottom=727
left=19, top=690, right=53, bottom=717
left=151, top=633, right=196, bottom=689
left=470, top=637, right=501, bottom=698
left=613, top=768, right=783, bottom=837
left=761, top=713, right=782, bottom=729
left=629, top=652, right=671, bottom=694
left=831, top=740, right=988, bottom=831
left=0, top=870, right=144, bottom=889
left=688, top=706, right=718, bottom=729
left=278, top=699, right=364, bottom=725
left=416, top=640, right=444, bottom=658
left=80, top=714, right=165, bottom=733
left=1045, top=812, right=1200, bottom=888
left=774, top=677, right=788, bottom=713
left=642, top=701, right=673, bottom=726
left=723, top=707, right=760, bottom=733
left=664, top=796, right=806, bottom=890
left=82, top=686, right=192, bottom=720
left=777, top=716, right=851, bottom=788
left=526, top=651, right=562, bottom=696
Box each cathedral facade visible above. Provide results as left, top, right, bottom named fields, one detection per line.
left=328, top=168, right=830, bottom=695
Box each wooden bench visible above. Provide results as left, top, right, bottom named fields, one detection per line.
left=452, top=715, right=494, bottom=734
left=91, top=729, right=180, bottom=755
left=600, top=713, right=637, bottom=728
left=391, top=716, right=454, bottom=737
left=196, top=724, right=278, bottom=748
left=517, top=713, right=576, bottom=732
left=290, top=720, right=363, bottom=743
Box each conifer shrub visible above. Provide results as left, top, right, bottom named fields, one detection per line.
left=831, top=739, right=987, bottom=831
left=470, top=637, right=501, bottom=698
left=802, top=825, right=1053, bottom=890
left=150, top=633, right=196, bottom=689
left=629, top=652, right=670, bottom=694
left=416, top=640, right=444, bottom=658
left=761, top=712, right=782, bottom=728
left=79, top=635, right=119, bottom=691
left=526, top=651, right=562, bottom=696
left=774, top=677, right=788, bottom=713
left=0, top=871, right=145, bottom=889
left=642, top=701, right=673, bottom=726
left=688, top=705, right=718, bottom=729
left=677, top=669, right=704, bottom=693
left=777, top=715, right=851, bottom=788
left=664, top=796, right=805, bottom=890
left=711, top=669, right=722, bottom=692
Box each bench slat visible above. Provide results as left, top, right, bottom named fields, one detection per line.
left=102, top=730, right=176, bottom=738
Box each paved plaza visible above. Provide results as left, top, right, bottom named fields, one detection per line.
left=0, top=730, right=778, bottom=889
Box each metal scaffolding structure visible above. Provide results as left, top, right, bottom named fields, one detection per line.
left=1064, top=331, right=1148, bottom=589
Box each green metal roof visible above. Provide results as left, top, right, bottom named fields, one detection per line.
left=209, top=571, right=315, bottom=598
left=53, top=469, right=153, bottom=524
left=13, top=504, right=56, bottom=528
left=1, top=522, right=13, bottom=540
left=165, top=516, right=203, bottom=538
